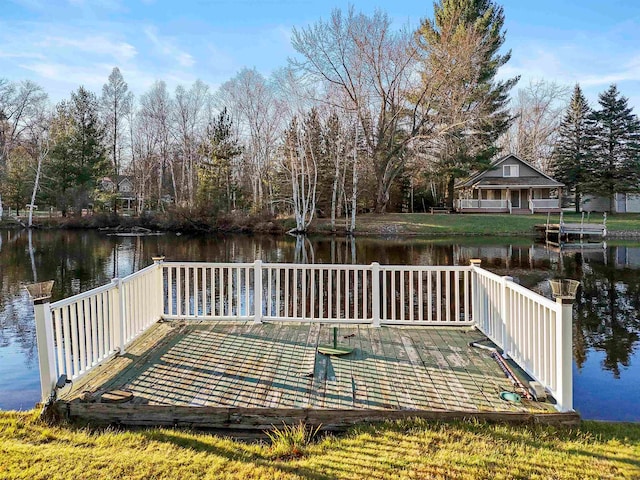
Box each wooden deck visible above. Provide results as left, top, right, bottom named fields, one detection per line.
left=55, top=321, right=578, bottom=430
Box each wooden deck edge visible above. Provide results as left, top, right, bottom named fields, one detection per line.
left=57, top=403, right=581, bottom=431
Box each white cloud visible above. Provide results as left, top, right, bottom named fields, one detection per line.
left=39, top=35, right=137, bottom=63
left=144, top=26, right=195, bottom=68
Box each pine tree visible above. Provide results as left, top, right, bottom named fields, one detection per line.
left=46, top=87, right=107, bottom=214
left=416, top=0, right=518, bottom=206
left=584, top=84, right=640, bottom=212
left=552, top=84, right=593, bottom=212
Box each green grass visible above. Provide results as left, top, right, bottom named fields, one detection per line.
left=312, top=212, right=640, bottom=236
left=0, top=412, right=638, bottom=479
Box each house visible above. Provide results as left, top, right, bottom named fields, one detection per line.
left=99, top=176, right=138, bottom=211
left=581, top=193, right=640, bottom=213
left=455, top=154, right=564, bottom=214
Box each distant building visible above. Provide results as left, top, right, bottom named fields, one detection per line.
left=99, top=176, right=138, bottom=211
left=581, top=193, right=640, bottom=213
left=455, top=154, right=564, bottom=214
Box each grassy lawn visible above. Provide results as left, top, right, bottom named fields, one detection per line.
left=311, top=212, right=640, bottom=236
left=0, top=412, right=638, bottom=479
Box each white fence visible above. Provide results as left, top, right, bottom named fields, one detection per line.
left=472, top=266, right=571, bottom=411
left=44, top=264, right=161, bottom=384
left=33, top=259, right=574, bottom=412
left=161, top=262, right=472, bottom=325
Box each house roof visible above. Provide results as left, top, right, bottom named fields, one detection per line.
left=455, top=153, right=564, bottom=189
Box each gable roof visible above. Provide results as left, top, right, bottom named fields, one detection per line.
left=455, top=153, right=564, bottom=189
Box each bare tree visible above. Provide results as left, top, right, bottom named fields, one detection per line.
left=138, top=81, right=174, bottom=209
left=0, top=80, right=47, bottom=219
left=501, top=79, right=570, bottom=172
left=101, top=67, right=133, bottom=177
left=172, top=80, right=211, bottom=208
left=291, top=8, right=424, bottom=213
left=217, top=68, right=283, bottom=212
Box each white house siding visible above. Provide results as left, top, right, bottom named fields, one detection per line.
left=626, top=194, right=640, bottom=213
left=582, top=194, right=640, bottom=212
left=581, top=195, right=612, bottom=212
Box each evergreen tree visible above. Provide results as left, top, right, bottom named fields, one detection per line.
left=197, top=107, right=242, bottom=213
left=46, top=87, right=107, bottom=214
left=416, top=0, right=518, bottom=207
left=584, top=84, right=640, bottom=212
left=552, top=84, right=593, bottom=212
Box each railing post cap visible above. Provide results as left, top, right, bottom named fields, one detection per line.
left=111, top=277, right=120, bottom=284
left=152, top=255, right=165, bottom=263
left=469, top=258, right=482, bottom=266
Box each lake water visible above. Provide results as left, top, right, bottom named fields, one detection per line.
left=1, top=229, right=639, bottom=421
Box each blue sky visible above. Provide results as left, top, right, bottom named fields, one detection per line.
left=2, top=0, right=640, bottom=109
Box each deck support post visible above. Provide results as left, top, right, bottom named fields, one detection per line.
left=254, top=260, right=263, bottom=323
left=501, top=276, right=513, bottom=358
left=371, top=262, right=381, bottom=327
left=30, top=287, right=57, bottom=403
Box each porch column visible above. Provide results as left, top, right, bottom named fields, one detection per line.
left=506, top=188, right=511, bottom=213
left=529, top=188, right=533, bottom=213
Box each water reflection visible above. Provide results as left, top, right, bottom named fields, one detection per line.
left=0, top=230, right=639, bottom=419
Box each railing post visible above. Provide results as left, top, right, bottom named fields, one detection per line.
left=254, top=260, right=263, bottom=323
left=551, top=279, right=579, bottom=412
left=501, top=276, right=513, bottom=358
left=152, top=256, right=165, bottom=320
left=371, top=262, right=381, bottom=327
left=469, top=259, right=481, bottom=326
left=26, top=281, right=57, bottom=403
left=112, top=277, right=126, bottom=354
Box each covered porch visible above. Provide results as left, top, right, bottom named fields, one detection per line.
left=456, top=186, right=562, bottom=214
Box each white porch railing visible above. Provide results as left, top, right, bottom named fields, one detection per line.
left=32, top=259, right=574, bottom=412
left=457, top=199, right=508, bottom=209
left=530, top=199, right=560, bottom=212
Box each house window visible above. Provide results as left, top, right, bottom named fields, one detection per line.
left=503, top=165, right=519, bottom=177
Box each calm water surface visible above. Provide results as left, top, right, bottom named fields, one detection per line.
left=1, top=229, right=639, bottom=421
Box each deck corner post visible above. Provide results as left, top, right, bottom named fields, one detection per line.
left=30, top=288, right=57, bottom=403
left=254, top=260, right=263, bottom=323
left=371, top=262, right=381, bottom=327
left=550, top=279, right=579, bottom=413
left=501, top=276, right=513, bottom=358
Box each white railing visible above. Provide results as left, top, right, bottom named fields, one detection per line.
left=457, top=199, right=508, bottom=209
left=530, top=199, right=560, bottom=212
left=161, top=262, right=473, bottom=326
left=45, top=263, right=161, bottom=384
left=33, top=259, right=573, bottom=412
left=472, top=265, right=571, bottom=411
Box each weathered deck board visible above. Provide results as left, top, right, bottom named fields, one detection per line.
left=58, top=320, right=568, bottom=428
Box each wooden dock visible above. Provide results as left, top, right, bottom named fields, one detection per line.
left=54, top=321, right=577, bottom=431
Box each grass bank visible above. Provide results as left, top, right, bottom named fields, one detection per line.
left=312, top=212, right=640, bottom=236
left=0, top=411, right=638, bottom=479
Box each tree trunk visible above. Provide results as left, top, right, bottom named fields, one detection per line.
left=0, top=193, right=3, bottom=220
left=574, top=190, right=580, bottom=213
left=446, top=176, right=456, bottom=209
left=28, top=151, right=44, bottom=228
